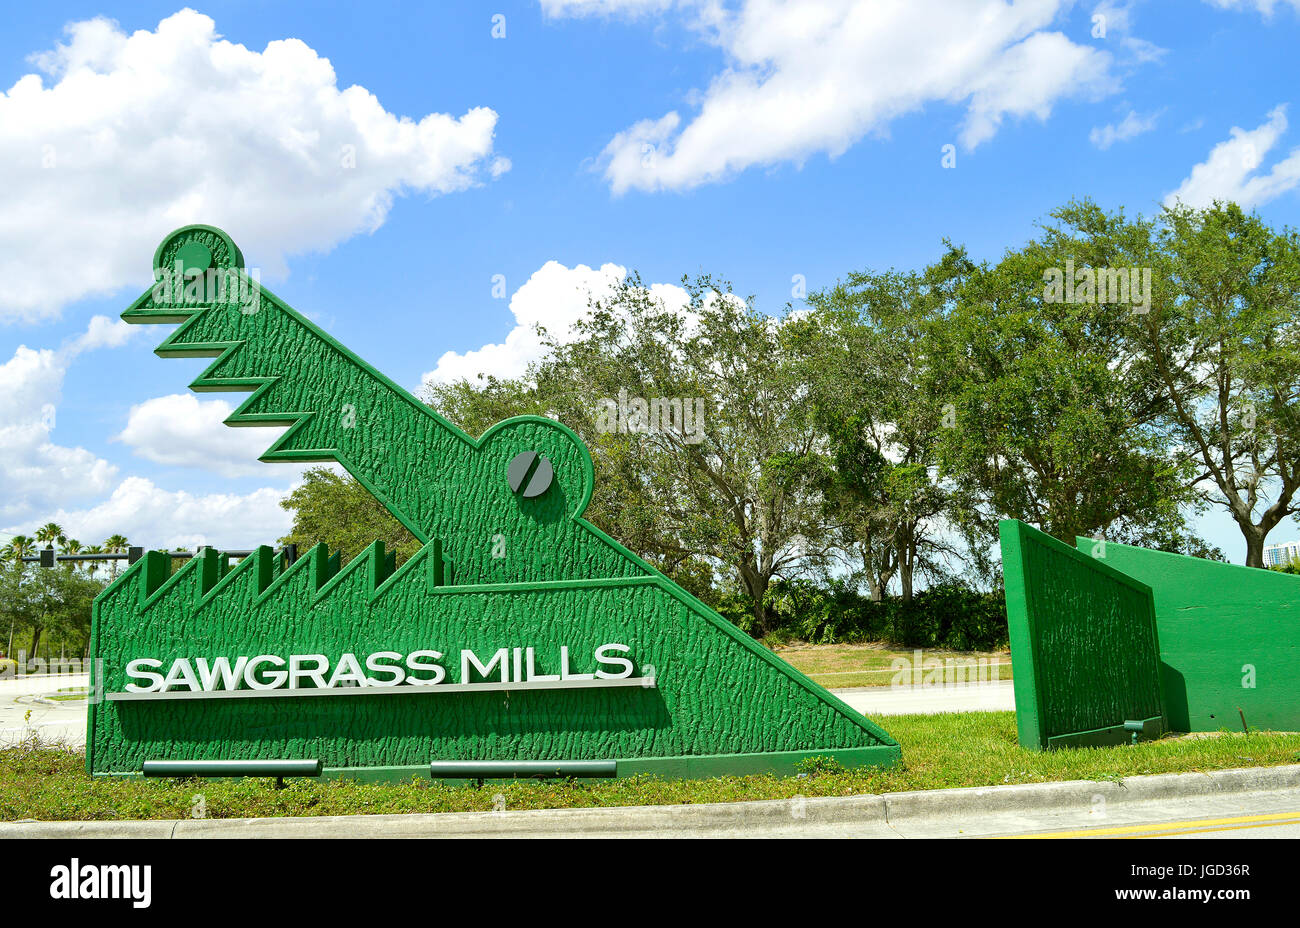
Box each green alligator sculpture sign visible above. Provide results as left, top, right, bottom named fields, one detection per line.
left=86, top=225, right=899, bottom=781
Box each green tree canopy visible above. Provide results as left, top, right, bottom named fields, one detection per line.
left=926, top=202, right=1203, bottom=554
left=1133, top=201, right=1300, bottom=566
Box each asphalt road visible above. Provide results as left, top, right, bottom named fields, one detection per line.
left=0, top=672, right=89, bottom=748
left=1003, top=809, right=1300, bottom=839
left=832, top=679, right=1015, bottom=715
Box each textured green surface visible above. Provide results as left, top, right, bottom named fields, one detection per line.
left=1076, top=537, right=1300, bottom=733
left=999, top=520, right=1166, bottom=750
left=87, top=225, right=898, bottom=779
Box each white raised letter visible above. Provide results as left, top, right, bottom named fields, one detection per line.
left=244, top=655, right=287, bottom=690
left=161, top=658, right=201, bottom=692
left=594, top=643, right=634, bottom=679
left=406, top=650, right=446, bottom=685
left=462, top=648, right=509, bottom=684
left=365, top=651, right=407, bottom=686
left=124, top=658, right=164, bottom=693
left=289, top=654, right=330, bottom=690
left=195, top=656, right=249, bottom=692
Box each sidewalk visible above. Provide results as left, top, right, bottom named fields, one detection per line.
left=5, top=763, right=1297, bottom=839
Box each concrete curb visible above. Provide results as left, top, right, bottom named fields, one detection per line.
left=4, top=763, right=1299, bottom=838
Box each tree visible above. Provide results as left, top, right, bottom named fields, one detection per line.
left=1, top=536, right=36, bottom=657
left=1271, top=556, right=1300, bottom=575
left=1, top=535, right=36, bottom=562
left=0, top=561, right=100, bottom=661
left=278, top=468, right=420, bottom=565
left=0, top=561, right=37, bottom=660
left=58, top=538, right=81, bottom=573
left=532, top=274, right=831, bottom=637
left=103, top=534, right=130, bottom=580
left=927, top=202, right=1203, bottom=551
left=796, top=267, right=959, bottom=601
left=430, top=274, right=836, bottom=635
left=82, top=544, right=105, bottom=579
left=1, top=532, right=123, bottom=661
left=35, top=522, right=64, bottom=551
left=1132, top=201, right=1300, bottom=566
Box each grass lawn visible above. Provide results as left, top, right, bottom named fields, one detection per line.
left=46, top=689, right=89, bottom=702
left=774, top=642, right=1011, bottom=688
left=3, top=713, right=1297, bottom=822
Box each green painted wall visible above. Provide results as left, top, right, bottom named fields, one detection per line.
left=87, top=226, right=899, bottom=779
left=1000, top=521, right=1166, bottom=750
left=1075, top=537, right=1300, bottom=733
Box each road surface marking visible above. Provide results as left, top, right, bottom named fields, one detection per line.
left=1007, top=811, right=1300, bottom=838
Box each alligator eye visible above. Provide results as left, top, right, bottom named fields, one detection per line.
left=176, top=240, right=214, bottom=274
left=507, top=450, right=554, bottom=499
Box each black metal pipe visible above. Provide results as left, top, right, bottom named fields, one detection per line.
left=143, top=759, right=323, bottom=778
left=18, top=547, right=278, bottom=564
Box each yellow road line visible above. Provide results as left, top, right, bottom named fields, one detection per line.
left=1129, top=818, right=1300, bottom=838
left=1007, top=810, right=1300, bottom=838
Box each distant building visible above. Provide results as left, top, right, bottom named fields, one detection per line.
left=1263, top=540, right=1300, bottom=567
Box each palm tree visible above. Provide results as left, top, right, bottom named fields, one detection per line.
left=35, top=523, right=65, bottom=560
left=35, top=523, right=64, bottom=544
left=83, top=544, right=104, bottom=579
left=103, top=534, right=129, bottom=581
left=4, top=535, right=35, bottom=563
left=58, top=538, right=82, bottom=574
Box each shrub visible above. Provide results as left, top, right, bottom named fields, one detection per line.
left=718, top=579, right=1008, bottom=650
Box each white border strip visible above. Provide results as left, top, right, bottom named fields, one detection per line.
left=106, top=676, right=657, bottom=702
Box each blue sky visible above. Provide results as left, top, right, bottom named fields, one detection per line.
left=1, top=0, right=1298, bottom=563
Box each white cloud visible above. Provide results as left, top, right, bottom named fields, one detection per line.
left=0, top=416, right=119, bottom=525
left=1203, top=0, right=1300, bottom=16
left=0, top=9, right=507, bottom=321
left=541, top=0, right=676, bottom=16
left=1164, top=105, right=1300, bottom=209
left=1090, top=109, right=1160, bottom=149
left=559, top=0, right=1124, bottom=193
left=0, top=317, right=137, bottom=524
left=0, top=316, right=299, bottom=547
left=42, top=476, right=296, bottom=551
left=1090, top=1, right=1166, bottom=63
left=960, top=31, right=1115, bottom=150
left=423, top=261, right=691, bottom=386
left=1092, top=0, right=1134, bottom=33
left=114, top=393, right=295, bottom=479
